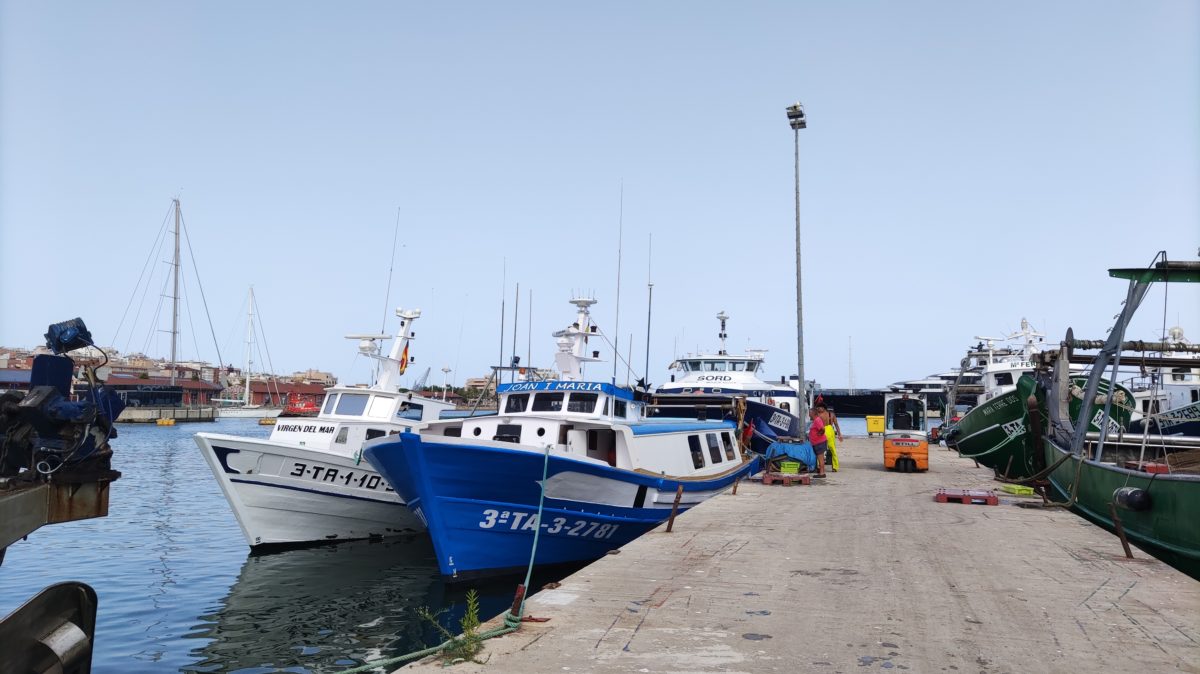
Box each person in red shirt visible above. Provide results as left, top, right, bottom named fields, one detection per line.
left=808, top=407, right=827, bottom=477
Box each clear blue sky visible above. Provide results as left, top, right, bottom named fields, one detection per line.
left=2, top=1, right=1197, bottom=389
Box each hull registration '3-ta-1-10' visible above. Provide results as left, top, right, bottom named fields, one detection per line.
left=365, top=297, right=758, bottom=580
left=194, top=308, right=458, bottom=548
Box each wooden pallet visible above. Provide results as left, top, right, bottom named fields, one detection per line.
left=934, top=488, right=998, bottom=506
left=755, top=472, right=812, bottom=486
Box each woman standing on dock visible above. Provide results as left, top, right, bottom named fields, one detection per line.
left=808, top=407, right=827, bottom=477
left=818, top=405, right=842, bottom=472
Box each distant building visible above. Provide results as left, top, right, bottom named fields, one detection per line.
left=101, top=373, right=224, bottom=406
left=463, top=377, right=496, bottom=394
left=290, top=369, right=337, bottom=385
left=249, top=380, right=329, bottom=407
left=0, top=369, right=31, bottom=392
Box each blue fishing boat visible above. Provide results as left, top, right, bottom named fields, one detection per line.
left=363, top=297, right=757, bottom=580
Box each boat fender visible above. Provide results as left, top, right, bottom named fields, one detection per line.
left=1113, top=486, right=1152, bottom=512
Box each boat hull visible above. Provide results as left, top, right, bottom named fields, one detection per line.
left=364, top=432, right=754, bottom=579
left=1043, top=439, right=1200, bottom=579
left=948, top=376, right=1134, bottom=480
left=194, top=433, right=422, bottom=547
left=945, top=387, right=1038, bottom=479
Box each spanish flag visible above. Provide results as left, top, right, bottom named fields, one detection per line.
left=399, top=343, right=409, bottom=374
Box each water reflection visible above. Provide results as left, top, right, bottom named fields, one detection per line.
left=183, top=537, right=524, bottom=673
left=184, top=537, right=436, bottom=672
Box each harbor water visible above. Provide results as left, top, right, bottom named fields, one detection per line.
left=0, top=419, right=531, bottom=673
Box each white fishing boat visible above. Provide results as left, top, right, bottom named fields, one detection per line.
left=195, top=308, right=456, bottom=547
left=651, top=312, right=801, bottom=450
left=214, top=288, right=282, bottom=419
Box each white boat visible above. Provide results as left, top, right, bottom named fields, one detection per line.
left=652, top=312, right=801, bottom=448
left=1126, top=326, right=1200, bottom=435
left=195, top=308, right=456, bottom=547
left=214, top=288, right=283, bottom=419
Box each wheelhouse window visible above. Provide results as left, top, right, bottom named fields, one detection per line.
left=685, top=360, right=701, bottom=371
left=334, top=427, right=349, bottom=444
left=706, top=433, right=723, bottom=463
left=367, top=395, right=393, bottom=419
left=994, top=372, right=1013, bottom=387
left=614, top=399, right=628, bottom=418
left=567, top=393, right=598, bottom=413
left=335, top=393, right=369, bottom=416
left=732, top=362, right=745, bottom=371
left=397, top=402, right=423, bottom=420
left=366, top=428, right=386, bottom=441
left=745, top=362, right=758, bottom=372
left=721, top=432, right=736, bottom=460
left=321, top=394, right=337, bottom=415
left=688, top=435, right=705, bottom=469
left=505, top=394, right=530, bottom=414
left=531, top=392, right=564, bottom=412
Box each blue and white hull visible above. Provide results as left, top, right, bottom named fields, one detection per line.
left=364, top=432, right=755, bottom=580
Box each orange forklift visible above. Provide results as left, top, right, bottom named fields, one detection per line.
left=882, top=393, right=929, bottom=472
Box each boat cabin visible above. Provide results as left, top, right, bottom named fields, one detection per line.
left=424, top=380, right=741, bottom=477
left=268, top=386, right=454, bottom=454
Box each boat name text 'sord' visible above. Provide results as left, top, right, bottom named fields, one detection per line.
left=478, top=508, right=619, bottom=539
left=695, top=375, right=733, bottom=382
left=276, top=424, right=336, bottom=434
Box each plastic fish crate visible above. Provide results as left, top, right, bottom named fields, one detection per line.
left=778, top=461, right=801, bottom=474
left=998, top=484, right=1035, bottom=496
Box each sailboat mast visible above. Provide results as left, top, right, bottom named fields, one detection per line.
left=171, top=199, right=181, bottom=386
left=244, top=288, right=255, bottom=407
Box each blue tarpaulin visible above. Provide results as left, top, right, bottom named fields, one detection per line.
left=764, top=440, right=817, bottom=471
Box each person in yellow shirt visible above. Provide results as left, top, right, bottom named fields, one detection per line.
left=816, top=405, right=842, bottom=472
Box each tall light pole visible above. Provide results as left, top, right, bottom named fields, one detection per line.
left=786, top=102, right=808, bottom=422
left=441, top=366, right=452, bottom=401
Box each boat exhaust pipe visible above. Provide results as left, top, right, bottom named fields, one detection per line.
left=1113, top=486, right=1152, bottom=512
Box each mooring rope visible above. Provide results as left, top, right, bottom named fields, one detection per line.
left=337, top=445, right=554, bottom=672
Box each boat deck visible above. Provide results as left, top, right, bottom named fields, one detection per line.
left=403, top=437, right=1200, bottom=672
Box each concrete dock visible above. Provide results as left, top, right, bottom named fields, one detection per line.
left=406, top=437, right=1200, bottom=673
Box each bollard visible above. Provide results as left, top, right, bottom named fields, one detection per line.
left=665, top=485, right=684, bottom=532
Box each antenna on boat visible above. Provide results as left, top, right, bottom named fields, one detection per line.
left=511, top=283, right=520, bottom=384
left=717, top=311, right=729, bottom=356
left=644, top=232, right=653, bottom=386
left=612, top=181, right=624, bottom=385
left=380, top=207, right=401, bottom=335
left=499, top=258, right=506, bottom=389
left=527, top=288, right=533, bottom=377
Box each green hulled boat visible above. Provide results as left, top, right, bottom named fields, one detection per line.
left=946, top=375, right=1133, bottom=480
left=1030, top=257, right=1200, bottom=579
